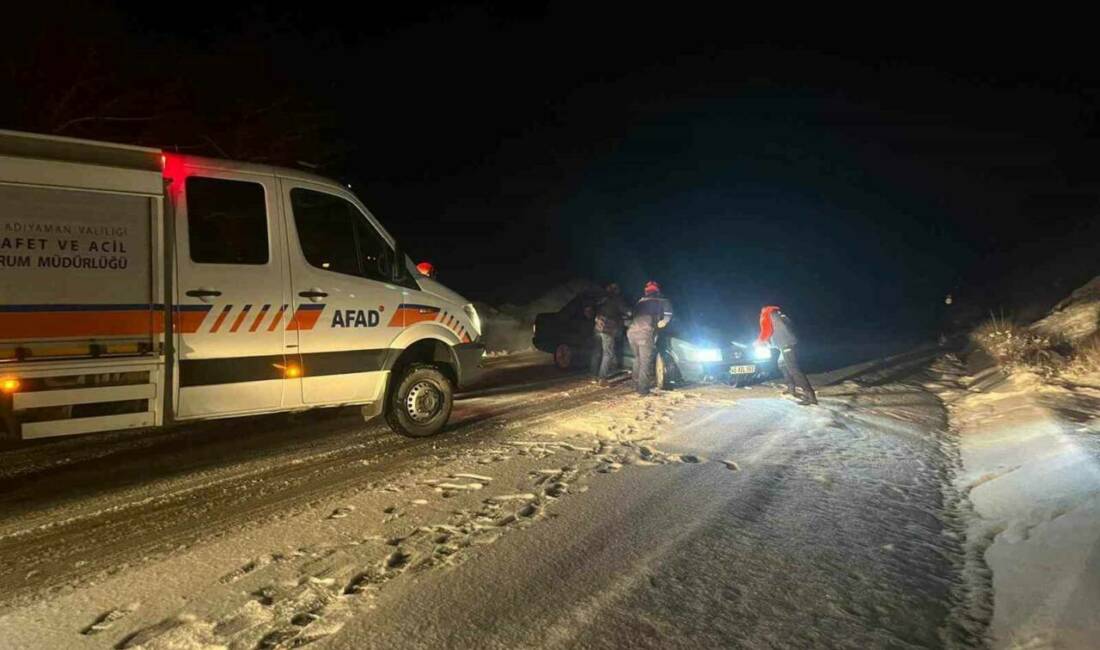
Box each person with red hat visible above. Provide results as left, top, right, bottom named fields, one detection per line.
left=627, top=280, right=673, bottom=395
left=757, top=305, right=817, bottom=405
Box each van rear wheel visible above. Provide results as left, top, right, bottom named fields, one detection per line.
left=385, top=363, right=453, bottom=437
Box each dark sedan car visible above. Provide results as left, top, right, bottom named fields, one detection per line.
left=532, top=291, right=605, bottom=369
left=533, top=297, right=779, bottom=388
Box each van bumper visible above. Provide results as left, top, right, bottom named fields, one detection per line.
left=454, top=342, right=486, bottom=388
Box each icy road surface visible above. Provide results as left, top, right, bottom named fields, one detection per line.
left=0, top=350, right=980, bottom=649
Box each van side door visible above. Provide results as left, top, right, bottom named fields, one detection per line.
left=280, top=181, right=405, bottom=406
left=172, top=167, right=291, bottom=418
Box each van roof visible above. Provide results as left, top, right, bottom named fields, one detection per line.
left=170, top=154, right=343, bottom=188
left=0, top=129, right=347, bottom=190
left=0, top=129, right=161, bottom=172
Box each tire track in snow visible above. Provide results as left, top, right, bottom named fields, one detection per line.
left=0, top=374, right=621, bottom=611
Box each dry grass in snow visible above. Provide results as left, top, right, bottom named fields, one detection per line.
left=969, top=315, right=1067, bottom=377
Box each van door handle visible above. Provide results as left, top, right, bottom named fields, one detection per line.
left=298, top=289, right=329, bottom=301
left=185, top=288, right=222, bottom=299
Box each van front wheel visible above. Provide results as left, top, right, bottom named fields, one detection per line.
left=385, top=363, right=454, bottom=437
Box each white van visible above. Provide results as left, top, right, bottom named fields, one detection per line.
left=0, top=130, right=484, bottom=441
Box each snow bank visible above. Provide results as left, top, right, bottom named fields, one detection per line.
left=1031, top=275, right=1100, bottom=344
left=932, top=356, right=1100, bottom=648
left=471, top=302, right=531, bottom=353
left=476, top=279, right=599, bottom=353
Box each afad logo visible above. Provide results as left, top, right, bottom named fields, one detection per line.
left=331, top=309, right=380, bottom=328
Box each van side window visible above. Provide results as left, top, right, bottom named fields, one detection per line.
left=186, top=177, right=269, bottom=264
left=291, top=188, right=393, bottom=282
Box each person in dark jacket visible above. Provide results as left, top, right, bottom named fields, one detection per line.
left=590, top=283, right=630, bottom=385
left=627, top=281, right=673, bottom=395
left=757, top=305, right=817, bottom=405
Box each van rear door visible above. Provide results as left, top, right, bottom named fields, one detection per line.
left=170, top=162, right=291, bottom=418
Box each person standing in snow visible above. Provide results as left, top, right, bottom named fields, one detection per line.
left=757, top=305, right=817, bottom=405
left=627, top=281, right=673, bottom=396
left=590, top=283, right=630, bottom=386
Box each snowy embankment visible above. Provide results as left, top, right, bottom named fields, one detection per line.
left=927, top=276, right=1100, bottom=649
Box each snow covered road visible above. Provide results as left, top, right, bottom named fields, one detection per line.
left=0, top=351, right=981, bottom=649
left=330, top=381, right=978, bottom=649
left=0, top=353, right=598, bottom=609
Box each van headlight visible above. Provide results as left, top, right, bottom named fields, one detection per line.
left=463, top=304, right=481, bottom=337
left=753, top=344, right=772, bottom=361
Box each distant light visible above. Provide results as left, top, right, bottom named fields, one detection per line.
left=284, top=365, right=302, bottom=378
left=160, top=154, right=166, bottom=169
left=1, top=377, right=20, bottom=393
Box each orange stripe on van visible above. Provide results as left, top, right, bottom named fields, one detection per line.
left=0, top=304, right=211, bottom=339
left=209, top=305, right=232, bottom=333
left=405, top=310, right=439, bottom=325
left=383, top=304, right=442, bottom=328
left=267, top=305, right=287, bottom=331
left=0, top=311, right=157, bottom=339
left=286, top=305, right=324, bottom=331
left=173, top=309, right=209, bottom=334
left=229, top=305, right=252, bottom=332
left=249, top=305, right=270, bottom=332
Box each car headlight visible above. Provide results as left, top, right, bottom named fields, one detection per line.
left=463, top=304, right=481, bottom=338
left=687, top=347, right=723, bottom=363
left=753, top=344, right=772, bottom=361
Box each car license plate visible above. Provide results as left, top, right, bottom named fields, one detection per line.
left=730, top=364, right=756, bottom=375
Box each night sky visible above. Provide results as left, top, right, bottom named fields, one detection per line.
left=4, top=4, right=1099, bottom=344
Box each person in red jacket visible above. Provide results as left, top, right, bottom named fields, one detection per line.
left=758, top=305, right=817, bottom=405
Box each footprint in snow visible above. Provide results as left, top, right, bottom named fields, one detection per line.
left=486, top=493, right=538, bottom=504
left=720, top=460, right=741, bottom=471
left=386, top=549, right=413, bottom=570
left=252, top=587, right=278, bottom=606
left=343, top=549, right=414, bottom=595
left=678, top=454, right=704, bottom=464
left=81, top=604, right=138, bottom=635
left=544, top=482, right=567, bottom=498
left=116, top=615, right=199, bottom=649
left=219, top=555, right=276, bottom=584
left=451, top=473, right=493, bottom=483
left=328, top=505, right=355, bottom=519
